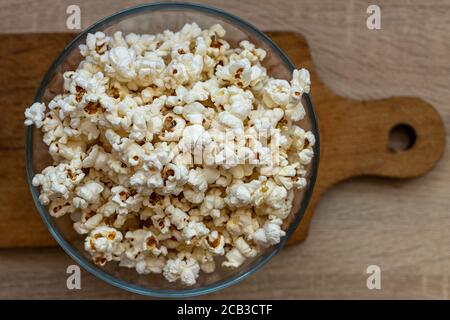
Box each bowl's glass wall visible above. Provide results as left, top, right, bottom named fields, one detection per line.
left=27, top=3, right=319, bottom=297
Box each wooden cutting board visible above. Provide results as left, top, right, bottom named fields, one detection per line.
left=0, top=32, right=444, bottom=248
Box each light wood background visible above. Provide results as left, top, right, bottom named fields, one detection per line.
left=1, top=0, right=450, bottom=299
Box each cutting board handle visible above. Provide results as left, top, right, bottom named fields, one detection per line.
left=328, top=97, right=445, bottom=179
left=290, top=95, right=446, bottom=244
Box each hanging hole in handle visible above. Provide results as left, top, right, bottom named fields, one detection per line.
left=389, top=124, right=416, bottom=152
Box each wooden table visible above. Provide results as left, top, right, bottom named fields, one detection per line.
left=1, top=0, right=450, bottom=299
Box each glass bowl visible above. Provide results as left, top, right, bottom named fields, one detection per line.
left=25, top=2, right=319, bottom=297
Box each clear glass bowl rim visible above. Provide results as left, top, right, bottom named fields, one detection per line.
left=25, top=1, right=320, bottom=298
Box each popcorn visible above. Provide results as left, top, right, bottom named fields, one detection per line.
left=124, top=229, right=165, bottom=259
left=216, top=59, right=252, bottom=86
left=73, top=211, right=103, bottom=234
left=263, top=79, right=291, bottom=108
left=288, top=128, right=316, bottom=166
left=184, top=83, right=209, bottom=104
left=24, top=102, right=46, bottom=128
left=222, top=248, right=246, bottom=268
left=234, top=237, right=259, bottom=258
left=159, top=114, right=186, bottom=142
left=192, top=247, right=216, bottom=273
left=200, top=188, right=225, bottom=218
left=143, top=141, right=173, bottom=171
left=202, top=166, right=221, bottom=184
left=163, top=257, right=200, bottom=286
left=178, top=124, right=210, bottom=151
left=226, top=208, right=259, bottom=239
left=187, top=168, right=208, bottom=193
left=183, top=187, right=205, bottom=204
left=32, top=163, right=85, bottom=205
left=75, top=180, right=104, bottom=204
left=171, top=194, right=191, bottom=212
left=26, top=23, right=314, bottom=286
left=149, top=211, right=171, bottom=234
left=136, top=256, right=166, bottom=274
left=165, top=204, right=189, bottom=230
left=202, top=230, right=225, bottom=255
left=253, top=218, right=286, bottom=247
left=249, top=107, right=284, bottom=132
left=129, top=108, right=148, bottom=141
left=84, top=226, right=124, bottom=265
left=214, top=170, right=233, bottom=188
left=239, top=40, right=267, bottom=62
left=109, top=185, right=143, bottom=215
left=179, top=102, right=206, bottom=124
left=182, top=220, right=209, bottom=243
left=291, top=68, right=311, bottom=96
left=273, top=164, right=298, bottom=190
left=136, top=54, right=165, bottom=83
left=79, top=31, right=110, bottom=58
left=83, top=145, right=127, bottom=176
left=298, top=148, right=314, bottom=165
left=217, top=111, right=243, bottom=129
left=48, top=198, right=72, bottom=218
left=106, top=46, right=137, bottom=81
left=224, top=179, right=262, bottom=208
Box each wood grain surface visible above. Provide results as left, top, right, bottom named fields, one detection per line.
left=3, top=31, right=444, bottom=248
left=1, top=0, right=450, bottom=299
